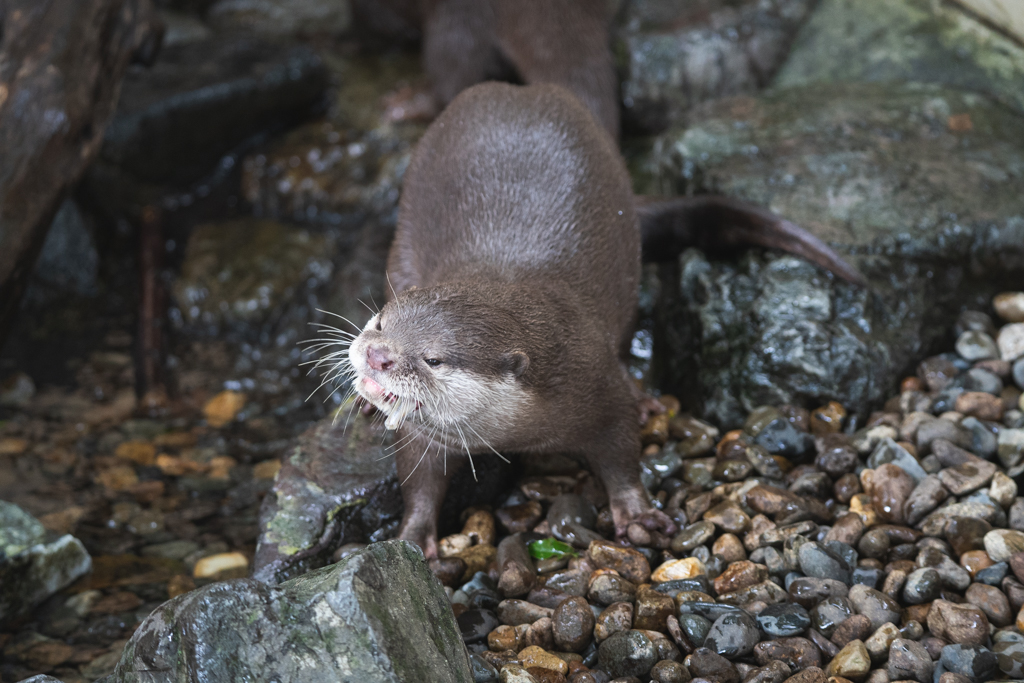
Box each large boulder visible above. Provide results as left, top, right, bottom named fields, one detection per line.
left=0, top=0, right=158, bottom=349
left=252, top=401, right=516, bottom=584
left=615, top=0, right=818, bottom=133
left=170, top=218, right=337, bottom=338
left=636, top=81, right=1024, bottom=426
left=0, top=501, right=92, bottom=624
left=774, top=0, right=1024, bottom=116
left=100, top=540, right=474, bottom=683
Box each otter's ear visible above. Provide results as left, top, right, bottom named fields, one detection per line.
left=504, top=351, right=530, bottom=378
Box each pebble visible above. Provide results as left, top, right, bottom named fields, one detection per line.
left=999, top=324, right=1024, bottom=362
left=589, top=542, right=651, bottom=584
left=753, top=638, right=822, bottom=671
left=704, top=612, right=760, bottom=659
left=964, top=582, right=1011, bottom=626
left=672, top=521, right=716, bottom=553
left=712, top=534, right=746, bottom=563
left=192, top=551, right=248, bottom=578
left=519, top=646, right=569, bottom=675
left=650, top=660, right=690, bottom=683
left=652, top=558, right=706, bottom=583
left=870, top=464, right=916, bottom=525
left=633, top=586, right=674, bottom=632
left=202, top=390, right=246, bottom=427
left=499, top=663, right=538, bottom=683
left=704, top=501, right=751, bottom=534
left=597, top=631, right=657, bottom=679
left=459, top=609, right=501, bottom=644
left=994, top=292, right=1024, bottom=323
left=864, top=623, right=901, bottom=663
left=497, top=501, right=545, bottom=533
left=688, top=648, right=740, bottom=683
left=757, top=603, right=811, bottom=637
left=826, top=640, right=870, bottom=682
left=498, top=600, right=554, bottom=626
left=939, top=644, right=997, bottom=683
left=956, top=331, right=1000, bottom=361
left=901, top=568, right=940, bottom=604
left=786, top=668, right=827, bottom=683
left=983, top=528, right=1024, bottom=561
left=992, top=639, right=1024, bottom=678
left=886, top=639, right=933, bottom=683
left=830, top=615, right=871, bottom=648
left=926, top=600, right=990, bottom=648
left=588, top=573, right=638, bottom=606
left=847, top=586, right=901, bottom=631
left=595, top=602, right=634, bottom=643
left=799, top=543, right=851, bottom=584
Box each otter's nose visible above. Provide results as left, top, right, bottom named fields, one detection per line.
left=367, top=345, right=394, bottom=372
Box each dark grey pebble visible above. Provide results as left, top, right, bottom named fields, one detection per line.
left=757, top=603, right=810, bottom=637
left=902, top=568, right=941, bottom=604
left=456, top=609, right=498, bottom=644
left=597, top=630, right=657, bottom=679
left=940, top=644, right=998, bottom=683
left=704, top=612, right=760, bottom=659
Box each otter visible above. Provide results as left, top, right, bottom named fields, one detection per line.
left=342, top=82, right=862, bottom=557
left=368, top=0, right=619, bottom=137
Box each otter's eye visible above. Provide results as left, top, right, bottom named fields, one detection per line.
left=375, top=317, right=382, bottom=331
left=424, top=358, right=443, bottom=368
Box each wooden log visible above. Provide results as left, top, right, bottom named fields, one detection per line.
left=0, top=0, right=159, bottom=347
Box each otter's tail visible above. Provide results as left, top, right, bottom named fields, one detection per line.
left=635, top=195, right=866, bottom=287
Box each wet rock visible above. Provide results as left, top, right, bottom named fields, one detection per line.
left=653, top=558, right=706, bottom=583
left=713, top=561, right=767, bottom=596
left=992, top=639, right=1024, bottom=678
left=642, top=79, right=1024, bottom=427
left=1000, top=325, right=1024, bottom=363
left=939, top=645, right=998, bottom=683
left=964, top=582, right=1011, bottom=627
left=652, top=659, right=692, bottom=683
left=673, top=522, right=717, bottom=554
left=757, top=603, right=811, bottom=637
left=902, top=568, right=940, bottom=604
left=704, top=612, right=760, bottom=659
left=596, top=603, right=634, bottom=643
left=498, top=600, right=554, bottom=626
left=995, top=293, right=1024, bottom=324
left=634, top=586, right=676, bottom=632
left=173, top=219, right=335, bottom=335
left=783, top=668, right=826, bottom=683
left=459, top=609, right=500, bottom=645
left=956, top=332, right=1000, bottom=362
left=826, top=640, right=871, bottom=682
left=207, top=0, right=351, bottom=36
left=96, top=37, right=329, bottom=187
left=688, top=648, right=741, bottom=683
left=103, top=540, right=472, bottom=682
left=590, top=542, right=651, bottom=585
left=983, top=529, right=1024, bottom=562
left=551, top=597, right=594, bottom=653
left=939, top=460, right=997, bottom=496
left=868, top=441, right=927, bottom=484
left=886, top=639, right=933, bottom=683
left=773, top=0, right=1024, bottom=116
left=589, top=573, right=638, bottom=606
left=704, top=501, right=752, bottom=534
left=871, top=464, right=916, bottom=525
left=926, top=600, right=990, bottom=648
left=830, top=615, right=872, bottom=648
left=799, top=543, right=851, bottom=584
left=864, top=623, right=901, bottom=664
left=597, top=630, right=657, bottom=679
left=848, top=586, right=901, bottom=632
left=0, top=501, right=92, bottom=622
left=616, top=0, right=816, bottom=133
left=788, top=578, right=849, bottom=608
left=753, top=638, right=822, bottom=671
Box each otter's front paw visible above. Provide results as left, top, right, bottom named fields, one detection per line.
left=611, top=503, right=676, bottom=541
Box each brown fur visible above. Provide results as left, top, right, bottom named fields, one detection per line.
left=351, top=82, right=669, bottom=556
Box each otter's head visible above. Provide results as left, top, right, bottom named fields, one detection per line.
left=346, top=286, right=532, bottom=442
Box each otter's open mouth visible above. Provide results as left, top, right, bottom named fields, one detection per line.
left=359, top=377, right=422, bottom=429
left=363, top=377, right=399, bottom=405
